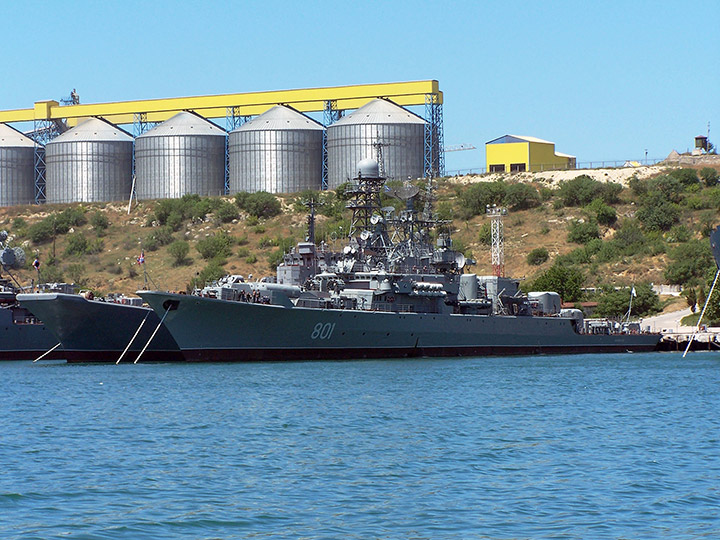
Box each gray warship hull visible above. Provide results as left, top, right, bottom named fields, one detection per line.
left=0, top=306, right=61, bottom=360
left=139, top=292, right=660, bottom=362
left=16, top=293, right=183, bottom=363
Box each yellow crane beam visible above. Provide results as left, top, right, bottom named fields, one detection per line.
left=0, top=80, right=441, bottom=125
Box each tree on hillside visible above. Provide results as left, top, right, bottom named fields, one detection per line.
left=529, top=264, right=585, bottom=303
left=664, top=239, right=714, bottom=286
left=699, top=167, right=719, bottom=187
left=636, top=191, right=680, bottom=231
left=594, top=283, right=661, bottom=318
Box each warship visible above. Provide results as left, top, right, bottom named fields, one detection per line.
left=0, top=279, right=62, bottom=360
left=139, top=159, right=660, bottom=361
left=0, top=232, right=63, bottom=361
left=16, top=291, right=183, bottom=363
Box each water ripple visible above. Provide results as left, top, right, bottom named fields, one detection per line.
left=1, top=354, right=720, bottom=539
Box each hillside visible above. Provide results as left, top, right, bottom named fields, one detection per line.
left=1, top=164, right=719, bottom=312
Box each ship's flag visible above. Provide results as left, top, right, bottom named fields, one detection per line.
left=32, top=257, right=40, bottom=270
left=137, top=250, right=145, bottom=265
left=631, top=286, right=637, bottom=297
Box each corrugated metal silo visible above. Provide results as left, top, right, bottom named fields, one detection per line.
left=45, top=117, right=133, bottom=204
left=327, top=99, right=425, bottom=188
left=0, top=124, right=36, bottom=206
left=135, top=111, right=226, bottom=200
left=229, top=105, right=324, bottom=194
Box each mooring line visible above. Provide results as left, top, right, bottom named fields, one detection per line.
left=34, top=342, right=61, bottom=363
left=133, top=307, right=171, bottom=364
left=116, top=311, right=150, bottom=365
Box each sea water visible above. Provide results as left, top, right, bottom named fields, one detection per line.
left=1, top=353, right=719, bottom=540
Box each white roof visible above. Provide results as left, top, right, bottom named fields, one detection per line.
left=50, top=117, right=133, bottom=143
left=509, top=134, right=555, bottom=145
left=234, top=105, right=323, bottom=132
left=139, top=111, right=225, bottom=138
left=0, top=123, right=36, bottom=148
left=332, top=98, right=425, bottom=126
left=555, top=151, right=576, bottom=158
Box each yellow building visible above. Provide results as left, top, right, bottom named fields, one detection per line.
left=485, top=135, right=576, bottom=172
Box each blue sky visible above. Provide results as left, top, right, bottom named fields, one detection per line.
left=1, top=0, right=717, bottom=173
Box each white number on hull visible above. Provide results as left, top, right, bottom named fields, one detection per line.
left=311, top=322, right=336, bottom=340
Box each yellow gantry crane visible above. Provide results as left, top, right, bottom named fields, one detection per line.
left=0, top=80, right=441, bottom=128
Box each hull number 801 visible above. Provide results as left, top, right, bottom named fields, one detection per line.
left=311, top=322, right=336, bottom=340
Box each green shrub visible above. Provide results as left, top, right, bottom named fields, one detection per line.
left=166, top=211, right=184, bottom=231
left=236, top=191, right=281, bottom=219
left=215, top=200, right=239, bottom=223
left=567, top=220, right=600, bottom=244
left=457, top=181, right=506, bottom=219
left=668, top=168, right=699, bottom=186
left=145, top=226, right=174, bottom=251
left=647, top=175, right=684, bottom=203
left=234, top=191, right=250, bottom=209
left=168, top=240, right=190, bottom=266
left=237, top=247, right=250, bottom=258
left=628, top=176, right=648, bottom=197
left=529, top=264, right=585, bottom=302
left=64, top=233, right=89, bottom=256
left=56, top=207, right=87, bottom=230
left=684, top=193, right=715, bottom=210
left=237, top=235, right=249, bottom=246
left=39, top=262, right=64, bottom=283
left=87, top=238, right=104, bottom=254
left=539, top=187, right=554, bottom=201
left=594, top=283, right=661, bottom=318
left=267, top=248, right=286, bottom=270
left=540, top=224, right=550, bottom=235
left=664, top=239, right=714, bottom=286
left=666, top=225, right=691, bottom=243
left=66, top=263, right=87, bottom=286
left=153, top=195, right=221, bottom=230
left=190, top=260, right=226, bottom=290
left=196, top=232, right=234, bottom=260
left=28, top=220, right=55, bottom=243
left=478, top=222, right=492, bottom=245
left=699, top=167, right=719, bottom=187
left=557, top=175, right=619, bottom=207
left=258, top=236, right=276, bottom=249
left=12, top=217, right=27, bottom=237
left=636, top=192, right=680, bottom=231
left=245, top=254, right=257, bottom=264
left=526, top=247, right=549, bottom=265
left=504, top=183, right=541, bottom=210
left=90, top=211, right=109, bottom=232
left=586, top=199, right=616, bottom=226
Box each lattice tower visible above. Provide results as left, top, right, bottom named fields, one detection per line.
left=487, top=205, right=507, bottom=277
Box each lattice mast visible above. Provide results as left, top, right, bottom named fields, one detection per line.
left=486, top=205, right=507, bottom=277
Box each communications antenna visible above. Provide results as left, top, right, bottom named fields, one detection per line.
left=486, top=205, right=507, bottom=277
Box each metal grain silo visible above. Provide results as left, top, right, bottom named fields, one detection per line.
left=229, top=105, right=323, bottom=194
left=135, top=111, right=226, bottom=200
left=327, top=99, right=425, bottom=189
left=0, top=124, right=36, bottom=206
left=45, top=117, right=133, bottom=204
